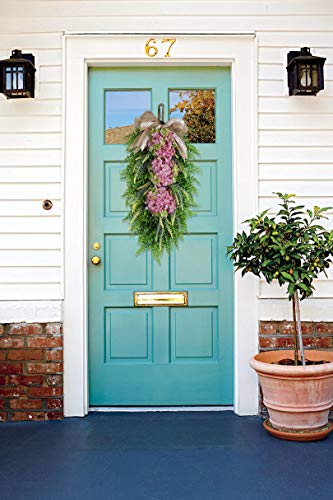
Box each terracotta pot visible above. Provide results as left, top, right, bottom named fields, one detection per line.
left=250, top=350, right=333, bottom=441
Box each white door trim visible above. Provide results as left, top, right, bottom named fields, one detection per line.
left=64, top=33, right=258, bottom=417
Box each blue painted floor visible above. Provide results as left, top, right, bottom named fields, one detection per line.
left=0, top=411, right=332, bottom=500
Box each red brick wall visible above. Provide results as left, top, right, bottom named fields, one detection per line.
left=0, top=323, right=63, bottom=422
left=258, top=321, right=333, bottom=417
left=2, top=319, right=331, bottom=421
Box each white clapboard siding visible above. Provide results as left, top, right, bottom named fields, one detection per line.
left=3, top=1, right=333, bottom=18
left=260, top=281, right=333, bottom=299
left=0, top=284, right=62, bottom=300
left=0, top=149, right=61, bottom=166
left=258, top=28, right=333, bottom=306
left=259, top=80, right=333, bottom=97
left=0, top=167, right=61, bottom=183
left=259, top=148, right=333, bottom=164
left=2, top=14, right=333, bottom=33
left=39, top=66, right=62, bottom=83
left=0, top=184, right=61, bottom=199
left=258, top=197, right=333, bottom=214
left=259, top=130, right=333, bottom=147
left=0, top=33, right=62, bottom=49
left=258, top=64, right=283, bottom=81
left=0, top=200, right=61, bottom=217
left=259, top=97, right=333, bottom=114
left=0, top=49, right=62, bottom=67
left=0, top=233, right=61, bottom=250
left=258, top=32, right=333, bottom=47
left=36, top=50, right=62, bottom=66
left=0, top=28, right=63, bottom=301
left=0, top=217, right=61, bottom=233
left=259, top=47, right=333, bottom=65
left=0, top=134, right=62, bottom=149
left=0, top=116, right=61, bottom=133
left=259, top=180, right=333, bottom=199
left=0, top=99, right=62, bottom=117
left=0, top=250, right=61, bottom=267
left=259, top=113, right=333, bottom=130
left=259, top=164, right=333, bottom=180
left=0, top=267, right=60, bottom=283
left=38, top=83, right=62, bottom=100
left=259, top=64, right=333, bottom=81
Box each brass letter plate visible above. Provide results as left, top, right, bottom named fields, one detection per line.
left=134, top=291, right=188, bottom=307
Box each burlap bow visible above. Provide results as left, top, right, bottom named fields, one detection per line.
left=131, top=111, right=188, bottom=160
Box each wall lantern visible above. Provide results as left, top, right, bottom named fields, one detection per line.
left=0, top=49, right=36, bottom=99
left=287, top=47, right=326, bottom=96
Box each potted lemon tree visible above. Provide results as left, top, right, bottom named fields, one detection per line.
left=227, top=193, right=333, bottom=441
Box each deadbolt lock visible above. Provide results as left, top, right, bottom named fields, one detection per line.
left=92, top=242, right=100, bottom=250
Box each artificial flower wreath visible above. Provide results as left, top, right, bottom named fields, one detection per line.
left=122, top=110, right=199, bottom=260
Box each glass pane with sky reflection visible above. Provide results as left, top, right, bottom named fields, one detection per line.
left=105, top=90, right=151, bottom=144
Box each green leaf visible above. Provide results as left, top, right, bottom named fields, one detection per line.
left=298, top=283, right=309, bottom=292
left=280, top=271, right=294, bottom=282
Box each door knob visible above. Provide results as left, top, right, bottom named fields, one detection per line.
left=91, top=256, right=101, bottom=265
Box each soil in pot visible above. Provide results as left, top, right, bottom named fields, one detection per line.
left=274, top=358, right=330, bottom=366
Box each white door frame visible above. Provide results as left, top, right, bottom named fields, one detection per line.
left=63, top=33, right=259, bottom=417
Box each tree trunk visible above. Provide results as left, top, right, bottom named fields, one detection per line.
left=292, top=295, right=298, bottom=366
left=293, top=290, right=305, bottom=366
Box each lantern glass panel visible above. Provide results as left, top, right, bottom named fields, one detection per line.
left=311, top=65, right=318, bottom=87
left=5, top=68, right=12, bottom=90
left=5, top=66, right=24, bottom=92
left=17, top=68, right=24, bottom=90
left=299, top=64, right=311, bottom=89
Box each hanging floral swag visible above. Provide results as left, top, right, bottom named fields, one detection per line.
left=121, top=110, right=199, bottom=260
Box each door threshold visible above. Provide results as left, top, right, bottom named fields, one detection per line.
left=89, top=406, right=234, bottom=412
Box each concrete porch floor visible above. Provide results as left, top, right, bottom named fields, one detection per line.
left=0, top=411, right=332, bottom=500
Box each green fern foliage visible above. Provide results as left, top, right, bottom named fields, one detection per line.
left=121, top=127, right=199, bottom=261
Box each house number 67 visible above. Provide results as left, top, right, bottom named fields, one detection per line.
left=145, top=38, right=177, bottom=58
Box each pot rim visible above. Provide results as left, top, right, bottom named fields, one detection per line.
left=250, top=349, right=333, bottom=377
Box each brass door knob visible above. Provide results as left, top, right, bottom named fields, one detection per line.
left=91, top=256, right=101, bottom=265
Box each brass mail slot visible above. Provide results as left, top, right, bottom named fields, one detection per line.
left=134, top=291, right=188, bottom=307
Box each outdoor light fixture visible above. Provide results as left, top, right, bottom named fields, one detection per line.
left=287, top=47, right=326, bottom=96
left=0, top=49, right=36, bottom=99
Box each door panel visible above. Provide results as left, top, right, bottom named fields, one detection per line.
left=88, top=67, right=233, bottom=405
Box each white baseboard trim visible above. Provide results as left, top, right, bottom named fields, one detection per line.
left=89, top=406, right=234, bottom=412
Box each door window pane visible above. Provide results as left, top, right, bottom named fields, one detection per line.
left=105, top=90, right=151, bottom=144
left=169, top=89, right=215, bottom=143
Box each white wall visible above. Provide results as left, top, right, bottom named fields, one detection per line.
left=0, top=32, right=63, bottom=301
left=257, top=32, right=333, bottom=320
left=0, top=1, right=333, bottom=321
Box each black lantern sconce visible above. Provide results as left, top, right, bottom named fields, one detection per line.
left=0, top=49, right=36, bottom=99
left=287, top=47, right=326, bottom=96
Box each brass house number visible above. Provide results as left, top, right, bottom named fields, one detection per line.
left=145, top=38, right=176, bottom=58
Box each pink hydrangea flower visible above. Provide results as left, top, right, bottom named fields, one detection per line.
left=148, top=129, right=177, bottom=187
left=151, top=157, right=174, bottom=186
left=145, top=129, right=179, bottom=215
left=146, top=187, right=177, bottom=215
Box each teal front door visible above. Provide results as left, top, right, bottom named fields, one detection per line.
left=88, top=67, right=233, bottom=406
